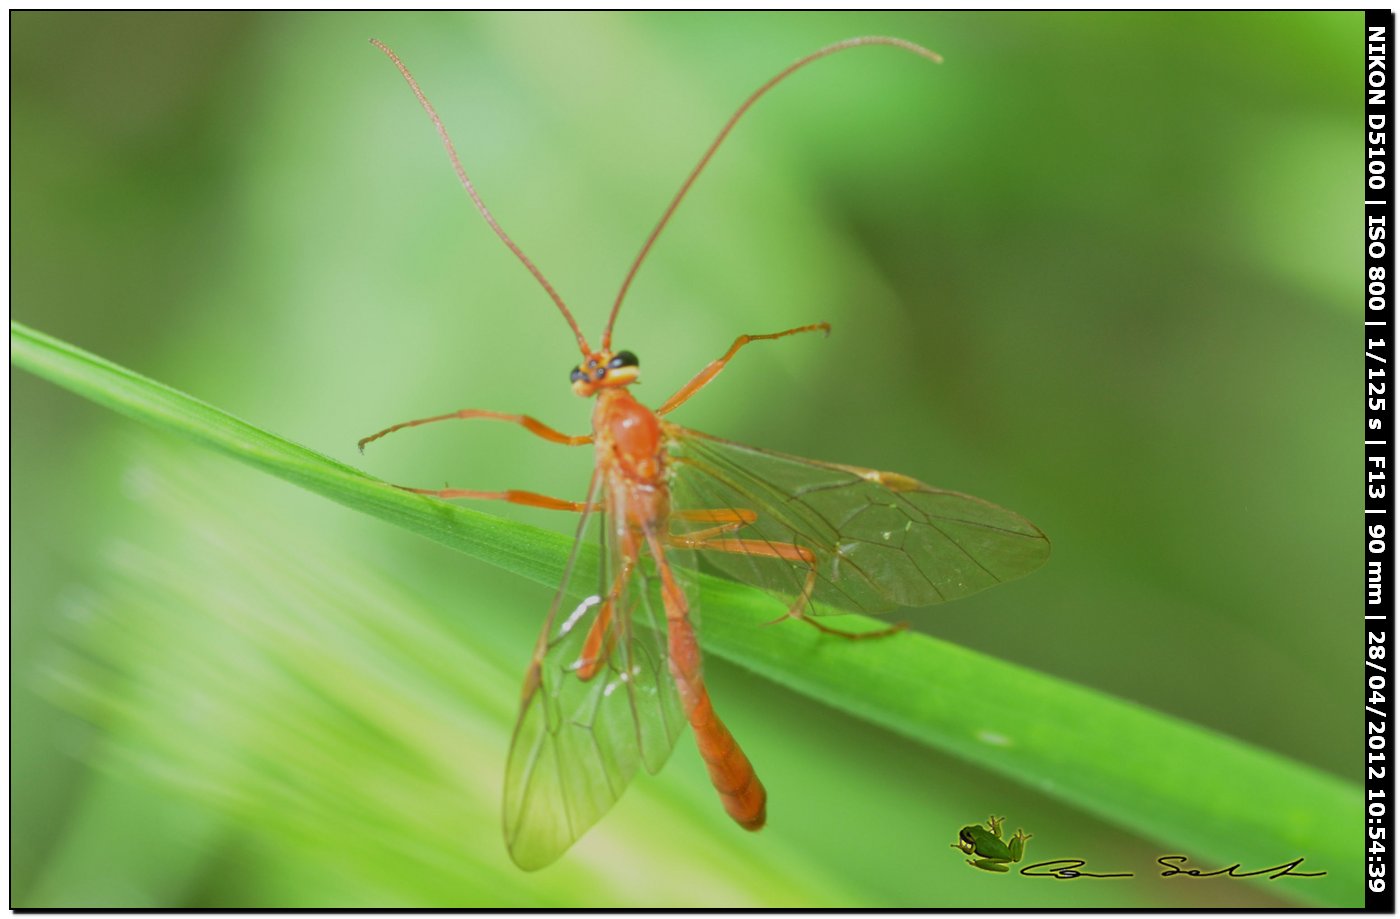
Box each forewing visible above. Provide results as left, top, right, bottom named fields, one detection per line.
left=666, top=425, right=1049, bottom=614
left=503, top=472, right=685, bottom=870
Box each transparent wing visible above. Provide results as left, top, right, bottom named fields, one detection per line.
left=503, top=470, right=686, bottom=871
left=665, top=425, right=1050, bottom=614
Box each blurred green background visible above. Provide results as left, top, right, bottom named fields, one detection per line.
left=12, top=11, right=1358, bottom=908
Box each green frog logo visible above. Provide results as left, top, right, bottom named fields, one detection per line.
left=951, top=815, right=1032, bottom=873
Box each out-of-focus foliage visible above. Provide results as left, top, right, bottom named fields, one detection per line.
left=12, top=11, right=1357, bottom=908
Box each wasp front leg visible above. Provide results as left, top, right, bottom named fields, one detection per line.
left=656, top=324, right=829, bottom=416
left=359, top=406, right=597, bottom=510
left=359, top=407, right=593, bottom=452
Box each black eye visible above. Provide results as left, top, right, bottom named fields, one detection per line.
left=569, top=367, right=584, bottom=383
left=608, top=350, right=639, bottom=369
left=594, top=367, right=606, bottom=380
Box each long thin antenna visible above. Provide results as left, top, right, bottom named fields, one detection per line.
left=371, top=39, right=592, bottom=357
left=600, top=36, right=942, bottom=350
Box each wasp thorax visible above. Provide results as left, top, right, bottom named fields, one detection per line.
left=570, top=350, right=640, bottom=396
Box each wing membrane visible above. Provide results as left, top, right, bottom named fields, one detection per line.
left=503, top=471, right=685, bottom=870
left=665, top=425, right=1050, bottom=614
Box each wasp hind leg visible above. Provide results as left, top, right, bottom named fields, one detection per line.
left=667, top=520, right=905, bottom=641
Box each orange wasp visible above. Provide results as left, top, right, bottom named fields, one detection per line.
left=361, top=37, right=1050, bottom=870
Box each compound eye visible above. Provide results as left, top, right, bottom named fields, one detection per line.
left=569, top=367, right=585, bottom=383
left=608, top=350, right=639, bottom=369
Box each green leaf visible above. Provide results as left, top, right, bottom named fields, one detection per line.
left=11, top=319, right=1358, bottom=906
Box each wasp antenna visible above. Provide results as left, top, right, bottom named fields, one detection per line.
left=600, top=36, right=941, bottom=350
left=371, top=39, right=593, bottom=357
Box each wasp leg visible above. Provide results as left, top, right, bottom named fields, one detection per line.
left=397, top=487, right=594, bottom=512
left=359, top=408, right=592, bottom=452
left=657, top=324, right=829, bottom=416
left=669, top=528, right=904, bottom=641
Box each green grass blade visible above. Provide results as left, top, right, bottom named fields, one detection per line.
left=12, top=319, right=1358, bottom=906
